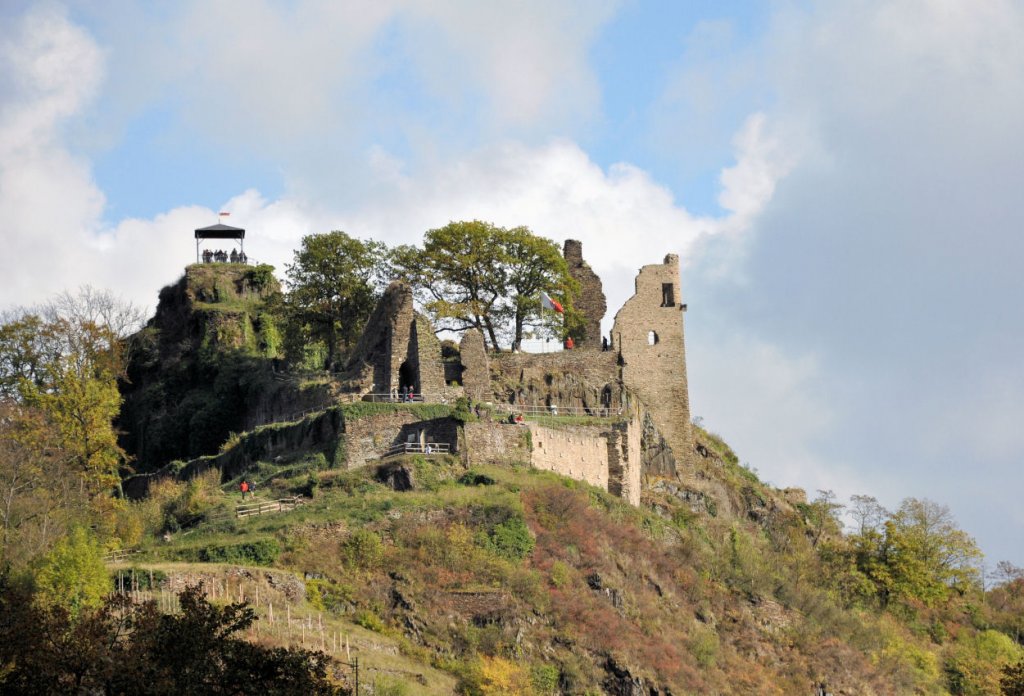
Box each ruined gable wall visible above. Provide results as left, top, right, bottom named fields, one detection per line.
left=528, top=424, right=610, bottom=491
left=346, top=282, right=448, bottom=397
left=410, top=314, right=445, bottom=395
left=345, top=281, right=414, bottom=393
left=385, top=287, right=415, bottom=393
left=611, top=254, right=692, bottom=471
left=563, top=240, right=606, bottom=349
left=459, top=330, right=490, bottom=401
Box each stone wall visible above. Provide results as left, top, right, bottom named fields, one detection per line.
left=563, top=239, right=606, bottom=349
left=345, top=282, right=445, bottom=398
left=488, top=350, right=623, bottom=413
left=461, top=418, right=643, bottom=506
left=461, top=421, right=531, bottom=467
left=606, top=417, right=643, bottom=506
left=611, top=254, right=692, bottom=471
left=344, top=413, right=457, bottom=469
left=122, top=408, right=459, bottom=498
left=529, top=424, right=610, bottom=492
left=459, top=330, right=490, bottom=401
left=410, top=314, right=445, bottom=396
left=346, top=282, right=411, bottom=393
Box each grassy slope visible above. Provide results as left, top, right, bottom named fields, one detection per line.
left=115, top=428, right=986, bottom=696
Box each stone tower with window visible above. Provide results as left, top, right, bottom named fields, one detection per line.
left=611, top=254, right=692, bottom=468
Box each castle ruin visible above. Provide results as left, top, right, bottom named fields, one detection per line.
left=611, top=254, right=692, bottom=470
left=563, top=239, right=607, bottom=349
left=345, top=281, right=445, bottom=397
left=326, top=243, right=691, bottom=505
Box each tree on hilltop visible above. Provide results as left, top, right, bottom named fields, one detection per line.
left=285, top=231, right=388, bottom=370
left=502, top=226, right=579, bottom=351
left=393, top=221, right=576, bottom=351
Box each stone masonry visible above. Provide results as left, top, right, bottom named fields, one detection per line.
left=459, top=329, right=490, bottom=402
left=611, top=254, right=692, bottom=470
left=345, top=281, right=445, bottom=397
left=463, top=418, right=642, bottom=506
left=563, top=239, right=606, bottom=348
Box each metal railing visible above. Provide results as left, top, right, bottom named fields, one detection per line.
left=491, top=402, right=622, bottom=418
left=382, top=442, right=451, bottom=458
left=362, top=392, right=450, bottom=403
left=235, top=496, right=305, bottom=519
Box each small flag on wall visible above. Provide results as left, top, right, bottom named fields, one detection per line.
left=540, top=291, right=564, bottom=314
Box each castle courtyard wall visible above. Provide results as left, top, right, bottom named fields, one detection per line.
left=528, top=423, right=610, bottom=491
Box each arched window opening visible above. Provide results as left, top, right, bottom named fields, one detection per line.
left=647, top=331, right=658, bottom=346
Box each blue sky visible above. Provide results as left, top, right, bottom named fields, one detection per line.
left=2, top=1, right=1023, bottom=566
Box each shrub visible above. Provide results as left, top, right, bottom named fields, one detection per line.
left=451, top=397, right=477, bottom=424
left=530, top=664, right=560, bottom=695
left=306, top=578, right=353, bottom=614
left=549, top=561, right=572, bottom=588
left=246, top=264, right=276, bottom=291
left=354, top=608, right=386, bottom=632
left=186, top=539, right=281, bottom=565
left=484, top=516, right=535, bottom=561
left=341, top=529, right=384, bottom=571
left=688, top=624, right=720, bottom=668
left=459, top=470, right=496, bottom=486
left=33, top=527, right=109, bottom=618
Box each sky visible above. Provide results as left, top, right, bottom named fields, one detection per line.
left=1, top=0, right=1022, bottom=566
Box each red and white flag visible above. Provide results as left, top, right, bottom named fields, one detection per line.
left=540, top=291, right=564, bottom=314
left=219, top=211, right=230, bottom=217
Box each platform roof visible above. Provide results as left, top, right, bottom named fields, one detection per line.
left=195, top=223, right=245, bottom=240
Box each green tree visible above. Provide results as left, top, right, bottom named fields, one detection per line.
left=395, top=221, right=575, bottom=350
left=33, top=526, right=109, bottom=618
left=0, top=289, right=142, bottom=498
left=0, top=402, right=84, bottom=568
left=285, top=231, right=388, bottom=369
left=501, top=226, right=577, bottom=351
left=395, top=220, right=508, bottom=349
left=849, top=497, right=982, bottom=608
left=987, top=565, right=1024, bottom=644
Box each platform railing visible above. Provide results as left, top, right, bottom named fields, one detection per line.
left=382, top=442, right=451, bottom=458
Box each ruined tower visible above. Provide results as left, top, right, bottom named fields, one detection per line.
left=345, top=282, right=445, bottom=396
left=563, top=240, right=606, bottom=349
left=611, top=254, right=692, bottom=468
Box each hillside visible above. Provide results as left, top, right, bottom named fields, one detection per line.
left=106, top=407, right=1020, bottom=695
left=119, top=263, right=337, bottom=470
left=98, top=258, right=1024, bottom=695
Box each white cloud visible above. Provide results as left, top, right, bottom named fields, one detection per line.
left=0, top=6, right=106, bottom=308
